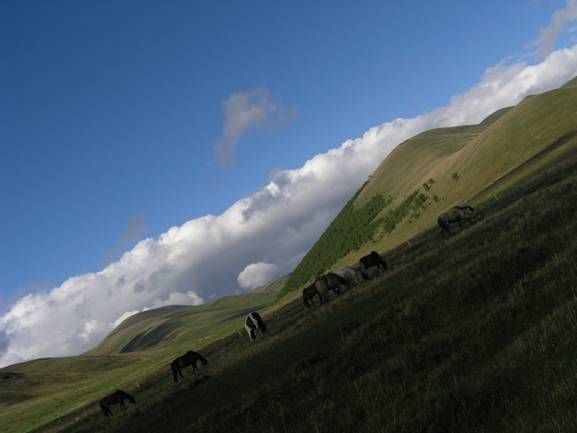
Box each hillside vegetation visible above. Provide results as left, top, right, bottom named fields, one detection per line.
left=283, top=83, right=577, bottom=294
left=0, top=285, right=282, bottom=433
left=22, top=139, right=577, bottom=433
left=1, top=78, right=576, bottom=433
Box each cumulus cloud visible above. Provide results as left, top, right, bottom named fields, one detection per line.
left=214, top=88, right=296, bottom=167
left=237, top=262, right=280, bottom=290
left=1, top=44, right=577, bottom=367
left=536, top=0, right=577, bottom=59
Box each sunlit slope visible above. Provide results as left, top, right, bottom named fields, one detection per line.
left=90, top=282, right=283, bottom=355
left=0, top=278, right=284, bottom=433
left=28, top=149, right=577, bottom=433
left=284, top=83, right=577, bottom=293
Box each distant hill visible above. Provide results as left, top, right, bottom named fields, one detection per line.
left=283, top=79, right=577, bottom=295
left=90, top=276, right=286, bottom=355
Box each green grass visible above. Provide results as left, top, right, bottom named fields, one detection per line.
left=0, top=286, right=281, bottom=433
left=285, top=82, right=577, bottom=283
left=3, top=78, right=577, bottom=433
left=17, top=139, right=577, bottom=433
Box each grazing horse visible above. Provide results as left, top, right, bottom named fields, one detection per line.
left=171, top=350, right=208, bottom=383
left=303, top=283, right=326, bottom=308
left=358, top=251, right=388, bottom=280
left=437, top=205, right=481, bottom=236
left=245, top=311, right=267, bottom=342
left=315, top=272, right=350, bottom=295
left=99, top=390, right=136, bottom=417
left=335, top=265, right=363, bottom=286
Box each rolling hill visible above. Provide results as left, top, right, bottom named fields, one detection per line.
left=0, top=279, right=285, bottom=433
left=1, top=77, right=576, bottom=433
left=283, top=79, right=577, bottom=294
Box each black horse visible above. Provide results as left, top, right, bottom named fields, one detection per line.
left=99, top=390, right=136, bottom=417
left=245, top=311, right=267, bottom=341
left=171, top=350, right=208, bottom=383
left=302, top=283, right=326, bottom=308
left=358, top=251, right=388, bottom=280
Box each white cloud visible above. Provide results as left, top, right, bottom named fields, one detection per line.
left=1, top=43, right=577, bottom=367
left=237, top=262, right=280, bottom=290
left=536, top=0, right=577, bottom=59
left=214, top=88, right=296, bottom=167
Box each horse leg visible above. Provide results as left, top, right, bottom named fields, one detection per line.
left=100, top=403, right=112, bottom=417
left=172, top=367, right=179, bottom=383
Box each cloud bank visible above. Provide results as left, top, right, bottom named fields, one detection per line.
left=214, top=88, right=296, bottom=167
left=1, top=45, right=577, bottom=367
left=537, top=0, right=577, bottom=59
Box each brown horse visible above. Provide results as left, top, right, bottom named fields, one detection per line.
left=315, top=272, right=350, bottom=295
left=99, top=390, right=136, bottom=417
left=358, top=251, right=388, bottom=280
left=302, top=283, right=326, bottom=307
left=171, top=350, right=208, bottom=383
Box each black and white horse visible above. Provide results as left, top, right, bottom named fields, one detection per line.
left=99, top=390, right=136, bottom=417
left=171, top=350, right=208, bottom=383
left=245, top=311, right=267, bottom=341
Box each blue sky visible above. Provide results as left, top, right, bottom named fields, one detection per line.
left=0, top=0, right=567, bottom=304
left=1, top=0, right=577, bottom=365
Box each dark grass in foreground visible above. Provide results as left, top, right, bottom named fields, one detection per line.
left=40, top=151, right=577, bottom=432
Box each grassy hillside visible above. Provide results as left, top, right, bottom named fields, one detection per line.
left=283, top=82, right=577, bottom=295
left=0, top=284, right=283, bottom=433
left=2, top=78, right=577, bottom=433
left=22, top=141, right=577, bottom=433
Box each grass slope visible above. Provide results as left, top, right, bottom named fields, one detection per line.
left=0, top=284, right=282, bottom=433
left=26, top=144, right=577, bottom=433
left=284, top=82, right=577, bottom=294
left=2, top=79, right=576, bottom=433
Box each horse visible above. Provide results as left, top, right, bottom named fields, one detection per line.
left=437, top=205, right=481, bottom=236
left=302, top=283, right=326, bottom=308
left=171, top=350, right=208, bottom=383
left=358, top=251, right=388, bottom=280
left=99, top=390, right=136, bottom=417
left=335, top=265, right=364, bottom=286
left=245, top=311, right=267, bottom=342
left=315, top=272, right=350, bottom=295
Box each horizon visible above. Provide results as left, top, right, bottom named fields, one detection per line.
left=1, top=0, right=577, bottom=367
